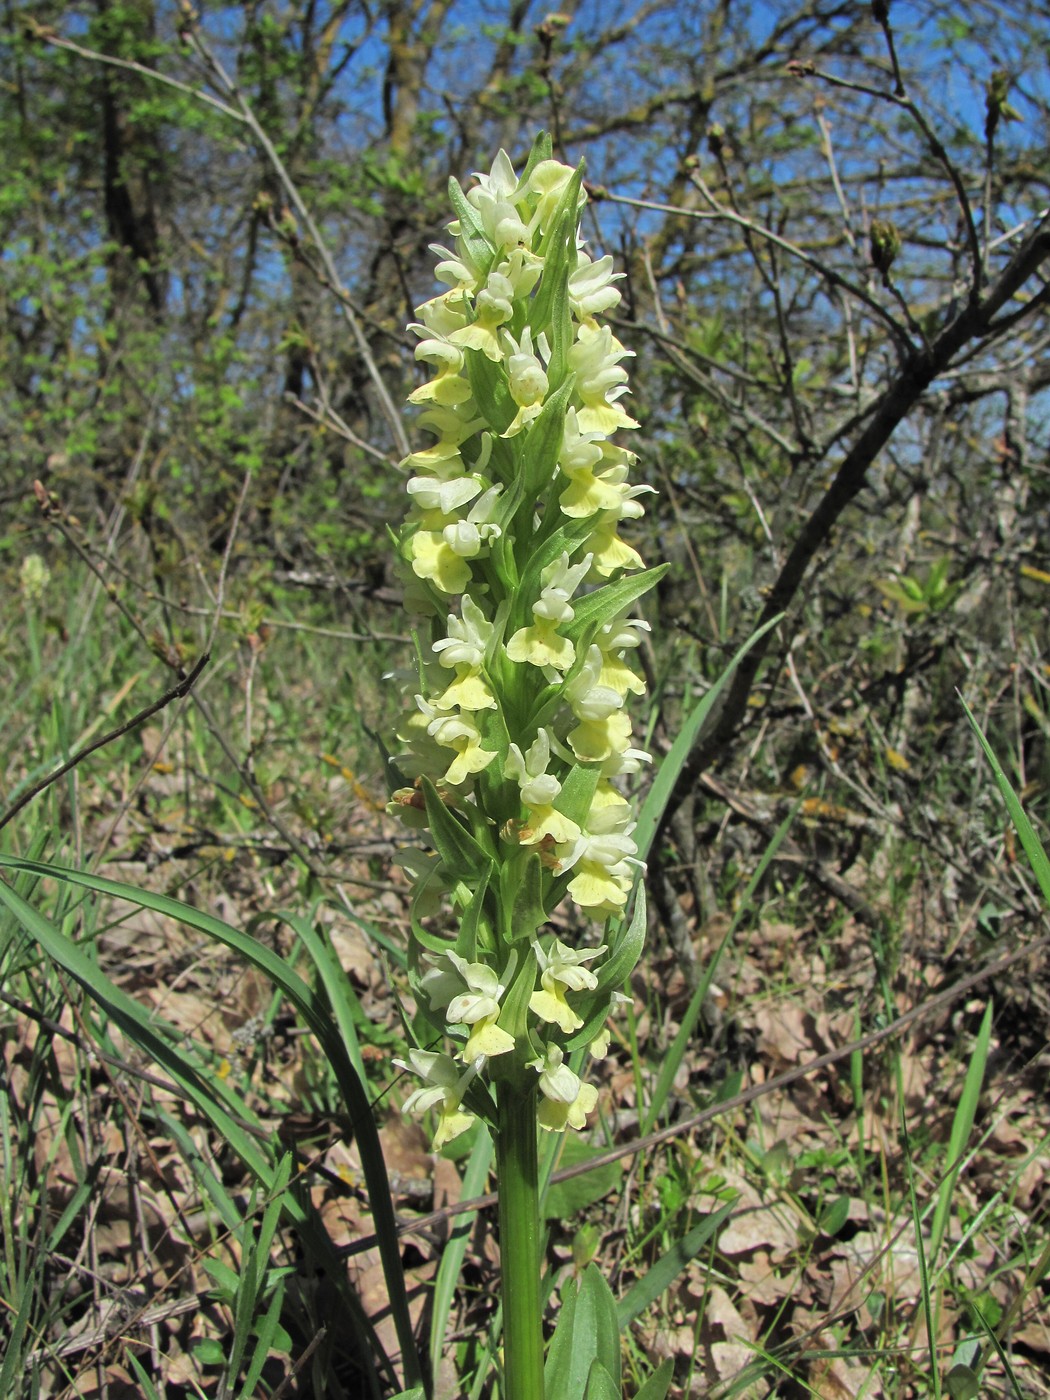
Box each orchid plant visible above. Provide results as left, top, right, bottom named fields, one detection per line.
left=387, top=134, right=667, bottom=1400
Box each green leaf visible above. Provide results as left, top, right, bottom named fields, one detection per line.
left=875, top=579, right=928, bottom=613
left=429, top=1129, right=494, bottom=1381
left=502, top=850, right=548, bottom=944
left=551, top=761, right=601, bottom=830
left=633, top=613, right=783, bottom=864
left=409, top=865, right=455, bottom=954
left=466, top=345, right=515, bottom=433
left=529, top=162, right=582, bottom=384
left=583, top=1360, right=620, bottom=1400
left=447, top=175, right=495, bottom=276
left=927, top=556, right=951, bottom=596
left=582, top=1264, right=622, bottom=1386
left=125, top=1352, right=164, bottom=1400
left=520, top=377, right=574, bottom=500
left=536, top=161, right=585, bottom=263
left=520, top=130, right=553, bottom=184
left=543, top=247, right=574, bottom=389
left=572, top=1223, right=602, bottom=1270
left=563, top=887, right=647, bottom=1052
left=929, top=1000, right=993, bottom=1268
left=193, top=1339, right=228, bottom=1367
left=545, top=1264, right=621, bottom=1396
left=565, top=564, right=669, bottom=644
left=496, top=945, right=535, bottom=1043
left=616, top=1203, right=734, bottom=1328
left=818, top=1195, right=851, bottom=1236
left=945, top=1364, right=981, bottom=1400
left=240, top=1284, right=291, bottom=1397
left=202, top=1257, right=241, bottom=1299
left=596, top=885, right=648, bottom=993
left=457, top=858, right=496, bottom=961
left=156, top=1108, right=242, bottom=1233
left=421, top=777, right=493, bottom=882
left=544, top=1264, right=580, bottom=1392
left=633, top=1358, right=675, bottom=1400
left=960, top=697, right=1050, bottom=905
left=511, top=515, right=596, bottom=631
left=287, top=913, right=369, bottom=1085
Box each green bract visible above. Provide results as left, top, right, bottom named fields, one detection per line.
left=390, top=134, right=663, bottom=1146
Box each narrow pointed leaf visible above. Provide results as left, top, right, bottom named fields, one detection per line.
left=616, top=1203, right=735, bottom=1329
left=633, top=613, right=783, bottom=864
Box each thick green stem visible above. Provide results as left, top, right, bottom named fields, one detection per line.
left=495, top=1080, right=545, bottom=1400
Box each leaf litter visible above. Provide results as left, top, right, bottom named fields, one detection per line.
left=6, top=768, right=1050, bottom=1398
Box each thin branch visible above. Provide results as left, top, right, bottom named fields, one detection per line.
left=815, top=105, right=857, bottom=255
left=0, top=655, right=209, bottom=833
left=28, top=23, right=246, bottom=126
left=983, top=277, right=1050, bottom=337
left=607, top=185, right=915, bottom=352
left=618, top=317, right=803, bottom=456
left=182, top=23, right=410, bottom=458
left=662, top=214, right=1050, bottom=823
left=285, top=393, right=397, bottom=464
left=809, top=48, right=983, bottom=289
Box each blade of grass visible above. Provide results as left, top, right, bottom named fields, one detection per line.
left=970, top=1299, right=1027, bottom=1400
left=0, top=868, right=401, bottom=1398
left=429, top=1127, right=494, bottom=1384
left=959, top=695, right=1050, bottom=903
left=0, top=854, right=424, bottom=1395
left=615, top=1201, right=734, bottom=1330
left=240, top=1280, right=291, bottom=1400
left=125, top=1352, right=165, bottom=1400
left=282, top=909, right=369, bottom=1085
left=929, top=1000, right=993, bottom=1270
left=0, top=1263, right=35, bottom=1399
left=0, top=874, right=274, bottom=1178
left=227, top=1154, right=293, bottom=1400
left=156, top=1108, right=245, bottom=1234
left=641, top=801, right=800, bottom=1135
left=899, top=1104, right=941, bottom=1400
left=633, top=614, right=783, bottom=866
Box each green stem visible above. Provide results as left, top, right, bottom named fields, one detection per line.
left=495, top=1080, right=545, bottom=1400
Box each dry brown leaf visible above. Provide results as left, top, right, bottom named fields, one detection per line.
left=737, top=1251, right=805, bottom=1305
left=718, top=1199, right=803, bottom=1262
left=162, top=1342, right=207, bottom=1389
left=33, top=1090, right=81, bottom=1204
left=706, top=1284, right=756, bottom=1383
left=825, top=1254, right=881, bottom=1327
left=432, top=1153, right=461, bottom=1212
left=752, top=1000, right=811, bottom=1067
left=751, top=1088, right=824, bottom=1147
left=895, top=1048, right=930, bottom=1111
left=836, top=1230, right=923, bottom=1300
left=329, top=920, right=375, bottom=982
left=1012, top=1316, right=1050, bottom=1354
left=316, top=1190, right=373, bottom=1260
left=61, top=1361, right=143, bottom=1400
left=142, top=985, right=234, bottom=1056
left=380, top=1113, right=431, bottom=1192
